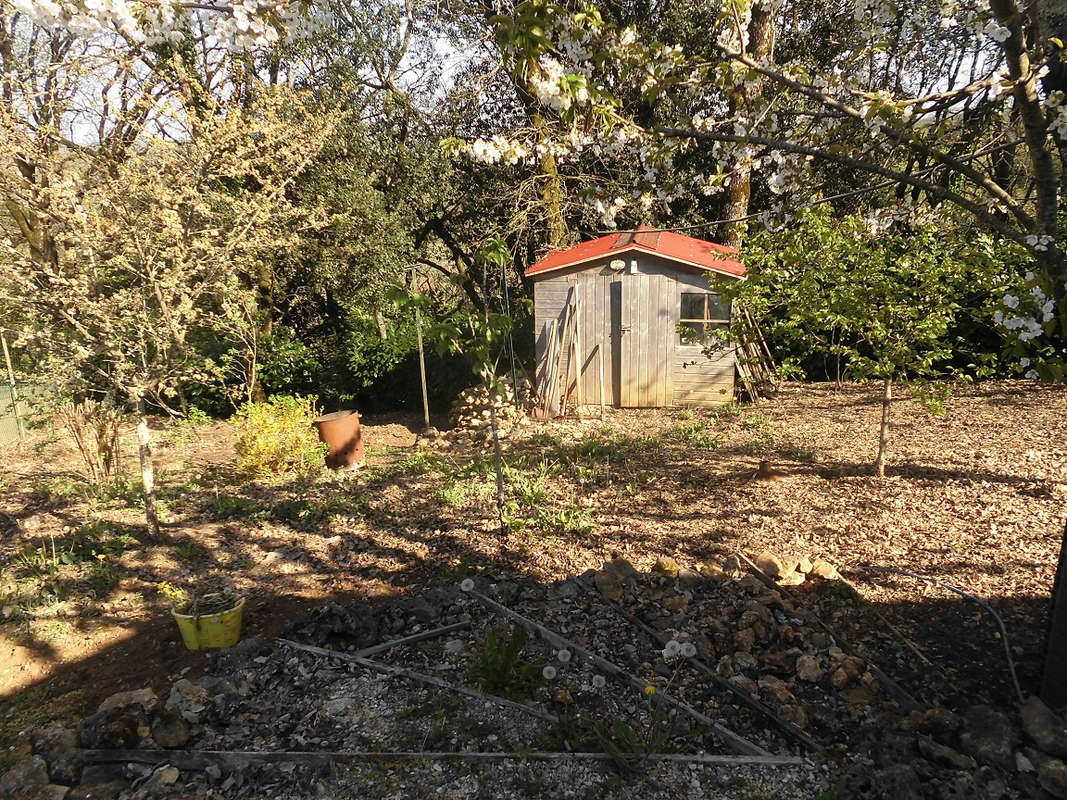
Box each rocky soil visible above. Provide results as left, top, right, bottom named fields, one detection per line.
left=4, top=553, right=1066, bottom=800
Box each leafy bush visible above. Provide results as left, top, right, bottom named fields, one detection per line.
left=232, top=395, right=327, bottom=479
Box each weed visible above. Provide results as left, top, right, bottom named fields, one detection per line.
left=595, top=686, right=674, bottom=776
left=742, top=411, right=770, bottom=430
left=29, top=476, right=87, bottom=506
left=503, top=464, right=551, bottom=507
left=270, top=495, right=352, bottom=528
left=668, top=420, right=721, bottom=449
left=161, top=407, right=211, bottom=445
left=469, top=625, right=542, bottom=700
left=82, top=559, right=117, bottom=596
left=207, top=492, right=267, bottom=521
left=674, top=408, right=695, bottom=421
left=780, top=436, right=817, bottom=463
left=433, top=481, right=478, bottom=507
left=173, top=541, right=203, bottom=563
left=532, top=507, right=592, bottom=536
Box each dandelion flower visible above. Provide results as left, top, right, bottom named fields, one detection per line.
left=459, top=578, right=475, bottom=592
left=592, top=674, right=606, bottom=689
left=557, top=649, right=572, bottom=664
left=681, top=642, right=697, bottom=658
left=644, top=685, right=656, bottom=696
left=543, top=665, right=558, bottom=680
left=663, top=640, right=682, bottom=658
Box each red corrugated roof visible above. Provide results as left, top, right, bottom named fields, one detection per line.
left=525, top=228, right=745, bottom=278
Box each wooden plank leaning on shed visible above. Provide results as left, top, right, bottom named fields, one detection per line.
left=467, top=590, right=770, bottom=757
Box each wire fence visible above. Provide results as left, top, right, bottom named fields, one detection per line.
left=0, top=382, right=50, bottom=445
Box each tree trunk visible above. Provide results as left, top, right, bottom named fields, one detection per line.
left=533, top=111, right=568, bottom=249
left=722, top=1, right=775, bottom=249
left=875, top=377, right=891, bottom=478
left=136, top=403, right=162, bottom=541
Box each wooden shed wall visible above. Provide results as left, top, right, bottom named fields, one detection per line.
left=533, top=254, right=737, bottom=407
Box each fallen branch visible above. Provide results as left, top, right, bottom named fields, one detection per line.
left=351, top=621, right=470, bottom=659
left=85, top=748, right=805, bottom=769
left=468, top=590, right=769, bottom=757
left=603, top=600, right=821, bottom=753
left=737, top=552, right=922, bottom=712
left=858, top=564, right=1024, bottom=705
left=277, top=638, right=557, bottom=724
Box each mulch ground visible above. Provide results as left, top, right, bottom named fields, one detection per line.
left=0, top=380, right=1064, bottom=757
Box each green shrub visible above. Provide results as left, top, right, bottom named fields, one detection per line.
left=232, top=395, right=328, bottom=479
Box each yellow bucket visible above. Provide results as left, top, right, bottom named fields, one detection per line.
left=171, top=596, right=245, bottom=650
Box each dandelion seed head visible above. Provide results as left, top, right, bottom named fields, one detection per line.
left=459, top=578, right=475, bottom=592
left=557, top=649, right=572, bottom=664
left=592, top=674, right=606, bottom=689
left=543, top=665, right=558, bottom=680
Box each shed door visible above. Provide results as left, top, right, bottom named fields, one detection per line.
left=619, top=274, right=672, bottom=407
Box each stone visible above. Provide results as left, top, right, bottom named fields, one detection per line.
left=603, top=558, right=638, bottom=581
left=796, top=654, right=823, bottom=683
left=661, top=594, right=688, bottom=614
left=733, top=652, right=759, bottom=671
left=66, top=782, right=127, bottom=800
left=1021, top=695, right=1067, bottom=757
left=959, top=704, right=1016, bottom=770
left=755, top=551, right=786, bottom=579
left=810, top=559, right=839, bottom=580
left=779, top=704, right=808, bottom=729
left=552, top=579, right=580, bottom=599
left=715, top=655, right=733, bottom=677
left=39, top=787, right=69, bottom=800
left=150, top=712, right=190, bottom=749
left=0, top=756, right=49, bottom=799
left=652, top=556, right=680, bottom=578
left=733, top=627, right=756, bottom=652
left=145, top=766, right=180, bottom=790
left=761, top=649, right=799, bottom=673
left=76, top=764, right=126, bottom=787
left=757, top=675, right=795, bottom=705
left=444, top=639, right=465, bottom=654
left=722, top=555, right=743, bottom=579
left=697, top=561, right=724, bottom=580
left=1039, top=757, right=1067, bottom=799
left=777, top=571, right=805, bottom=586
left=30, top=728, right=76, bottom=760
left=676, top=567, right=702, bottom=589
left=30, top=726, right=82, bottom=782
left=77, top=707, right=142, bottom=749
left=796, top=557, right=813, bottom=574
left=593, top=570, right=624, bottom=602
left=729, top=675, right=758, bottom=695
left=97, top=688, right=158, bottom=714
left=917, top=736, right=976, bottom=770
left=45, top=747, right=84, bottom=787
left=832, top=667, right=853, bottom=690
left=166, top=679, right=210, bottom=724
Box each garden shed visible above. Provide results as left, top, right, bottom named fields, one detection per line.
left=528, top=228, right=747, bottom=410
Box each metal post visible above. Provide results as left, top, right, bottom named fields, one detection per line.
left=1, top=333, right=24, bottom=439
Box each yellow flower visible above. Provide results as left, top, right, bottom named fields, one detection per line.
left=644, top=685, right=656, bottom=696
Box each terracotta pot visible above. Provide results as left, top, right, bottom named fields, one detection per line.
left=312, top=410, right=364, bottom=469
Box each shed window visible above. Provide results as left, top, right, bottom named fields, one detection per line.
left=679, top=292, right=730, bottom=345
